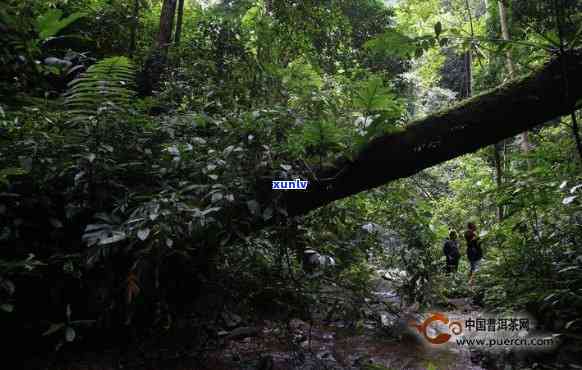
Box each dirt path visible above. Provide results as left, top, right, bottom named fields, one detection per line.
left=204, top=276, right=489, bottom=370
left=43, top=276, right=492, bottom=370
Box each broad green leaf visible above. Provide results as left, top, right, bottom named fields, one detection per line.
left=354, top=77, right=397, bottom=113
left=262, top=207, right=273, bottom=221
left=242, top=5, right=261, bottom=29
left=434, top=21, right=442, bottom=37
left=65, top=326, right=76, bottom=342
left=565, top=319, right=582, bottom=330
left=43, top=323, right=65, bottom=336
left=558, top=266, right=579, bottom=273
left=36, top=9, right=85, bottom=40
left=202, top=207, right=221, bottom=216
left=211, top=192, right=223, bottom=202
left=137, top=228, right=150, bottom=241
left=364, top=29, right=416, bottom=58
left=247, top=200, right=260, bottom=215
left=98, top=231, right=126, bottom=245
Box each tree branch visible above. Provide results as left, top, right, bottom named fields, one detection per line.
left=279, top=50, right=582, bottom=217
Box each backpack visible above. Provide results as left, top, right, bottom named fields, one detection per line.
left=467, top=238, right=483, bottom=261
left=443, top=240, right=460, bottom=260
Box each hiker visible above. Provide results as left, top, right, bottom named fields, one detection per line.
left=465, top=222, right=483, bottom=285
left=443, top=230, right=460, bottom=273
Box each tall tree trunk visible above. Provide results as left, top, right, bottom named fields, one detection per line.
left=494, top=142, right=504, bottom=220
left=462, top=0, right=473, bottom=99
left=571, top=110, right=582, bottom=163
left=141, top=0, right=178, bottom=95
left=157, top=0, right=178, bottom=50
left=265, top=0, right=273, bottom=13
left=274, top=51, right=582, bottom=217
left=463, top=51, right=472, bottom=98
left=129, top=0, right=140, bottom=57
left=554, top=0, right=582, bottom=163
left=487, top=0, right=503, bottom=221
left=174, top=0, right=185, bottom=46
left=499, top=0, right=531, bottom=167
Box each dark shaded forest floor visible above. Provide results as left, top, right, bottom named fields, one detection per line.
left=33, top=277, right=503, bottom=370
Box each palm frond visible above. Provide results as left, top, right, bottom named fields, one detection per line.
left=64, top=56, right=136, bottom=123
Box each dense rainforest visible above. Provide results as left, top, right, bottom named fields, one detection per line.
left=1, top=0, right=582, bottom=369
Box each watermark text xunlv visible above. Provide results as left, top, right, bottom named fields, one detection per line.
left=272, top=179, right=309, bottom=190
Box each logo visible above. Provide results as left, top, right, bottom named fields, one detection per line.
left=409, top=312, right=463, bottom=344
left=408, top=312, right=552, bottom=351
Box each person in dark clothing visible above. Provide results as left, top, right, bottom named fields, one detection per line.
left=443, top=230, right=460, bottom=273
left=465, top=222, right=483, bottom=285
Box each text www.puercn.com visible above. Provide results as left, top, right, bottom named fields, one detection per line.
left=455, top=336, right=554, bottom=348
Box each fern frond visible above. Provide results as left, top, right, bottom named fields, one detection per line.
left=65, top=56, right=136, bottom=123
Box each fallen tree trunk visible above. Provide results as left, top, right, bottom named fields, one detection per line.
left=281, top=50, right=582, bottom=217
